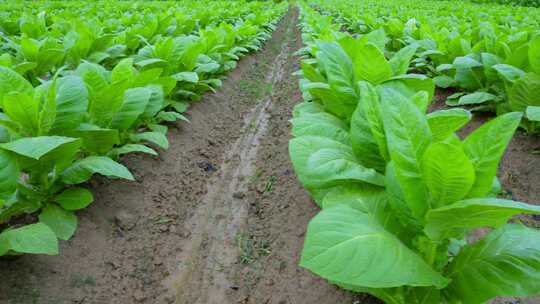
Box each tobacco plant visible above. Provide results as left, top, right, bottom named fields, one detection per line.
left=290, top=5, right=540, bottom=303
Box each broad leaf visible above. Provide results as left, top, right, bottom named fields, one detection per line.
left=54, top=187, right=93, bottom=211
left=0, top=136, right=80, bottom=160
left=0, top=66, right=33, bottom=108
left=110, top=87, right=152, bottom=130
left=427, top=109, right=471, bottom=142
left=422, top=142, right=475, bottom=208
left=379, top=87, right=431, bottom=218
left=463, top=112, right=521, bottom=197
left=492, top=64, right=525, bottom=83
left=350, top=81, right=387, bottom=172
left=39, top=204, right=77, bottom=240
left=130, top=131, right=169, bottom=149
left=0, top=150, right=18, bottom=199
left=389, top=45, right=417, bottom=76
left=51, top=76, right=89, bottom=133
left=3, top=92, right=39, bottom=136
left=292, top=112, right=350, bottom=144
left=300, top=205, right=448, bottom=288
left=447, top=224, right=540, bottom=303
left=425, top=198, right=540, bottom=241
left=526, top=106, right=540, bottom=122
left=61, top=156, right=134, bottom=184
left=289, top=136, right=385, bottom=189
left=0, top=223, right=58, bottom=256
left=529, top=36, right=540, bottom=74
left=508, top=73, right=540, bottom=112
left=353, top=42, right=392, bottom=84
left=457, top=92, right=497, bottom=105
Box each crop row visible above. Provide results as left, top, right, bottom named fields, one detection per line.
left=289, top=2, right=540, bottom=303
left=309, top=0, right=540, bottom=134
left=0, top=0, right=287, bottom=257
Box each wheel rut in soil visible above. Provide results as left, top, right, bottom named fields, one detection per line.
left=165, top=10, right=295, bottom=304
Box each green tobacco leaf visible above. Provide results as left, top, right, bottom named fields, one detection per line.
left=447, top=224, right=540, bottom=303
left=130, top=131, right=169, bottom=149
left=0, top=223, right=58, bottom=256
left=411, top=91, right=429, bottom=114
left=316, top=42, right=358, bottom=117
left=291, top=112, right=350, bottom=144
left=72, top=124, right=119, bottom=155
left=350, top=81, right=387, bottom=172
left=289, top=136, right=385, bottom=189
left=171, top=71, right=199, bottom=83
left=380, top=87, right=431, bottom=218
left=427, top=109, right=471, bottom=142
left=386, top=74, right=435, bottom=102
left=3, top=92, right=39, bottom=136
left=464, top=112, right=522, bottom=198
left=54, top=188, right=93, bottom=211
left=61, top=156, right=134, bottom=184
left=321, top=184, right=386, bottom=211
left=300, top=61, right=326, bottom=83
left=389, top=44, right=417, bottom=76
left=51, top=76, right=89, bottom=133
left=529, top=36, right=540, bottom=74
left=433, top=75, right=456, bottom=88
left=300, top=205, right=448, bottom=288
left=305, top=82, right=353, bottom=119
left=508, top=73, right=540, bottom=112
left=453, top=56, right=482, bottom=69
left=321, top=184, right=407, bottom=239
left=0, top=66, right=33, bottom=108
left=425, top=198, right=540, bottom=241
left=141, top=85, right=165, bottom=120
left=526, top=106, right=540, bottom=122
left=157, top=111, right=188, bottom=122
left=492, top=64, right=525, bottom=83
left=109, top=144, right=158, bottom=158
left=110, top=87, right=152, bottom=130
left=422, top=142, right=475, bottom=208
left=39, top=204, right=77, bottom=240
left=38, top=83, right=57, bottom=136
left=353, top=42, right=392, bottom=84
left=111, top=58, right=134, bottom=85
left=0, top=136, right=80, bottom=160
left=0, top=150, right=18, bottom=199
left=292, top=102, right=325, bottom=118
left=458, top=92, right=497, bottom=105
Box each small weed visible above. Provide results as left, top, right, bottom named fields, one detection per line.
left=70, top=273, right=96, bottom=288
left=236, top=233, right=272, bottom=264
left=154, top=216, right=173, bottom=225
left=262, top=175, right=276, bottom=195
left=238, top=79, right=273, bottom=101
left=236, top=233, right=255, bottom=264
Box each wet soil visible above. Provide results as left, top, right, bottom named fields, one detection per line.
left=1, top=8, right=539, bottom=304
left=0, top=8, right=358, bottom=304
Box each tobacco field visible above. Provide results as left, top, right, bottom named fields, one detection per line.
left=0, top=0, right=538, bottom=303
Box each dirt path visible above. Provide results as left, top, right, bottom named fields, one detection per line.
left=0, top=8, right=358, bottom=304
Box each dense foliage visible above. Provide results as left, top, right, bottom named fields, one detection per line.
left=289, top=1, right=540, bottom=303
left=310, top=0, right=540, bottom=134
left=0, top=0, right=287, bottom=256
left=470, top=0, right=539, bottom=7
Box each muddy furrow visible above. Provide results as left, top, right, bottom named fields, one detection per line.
left=164, top=10, right=296, bottom=304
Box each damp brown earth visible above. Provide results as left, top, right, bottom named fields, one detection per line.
left=1, top=7, right=539, bottom=304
